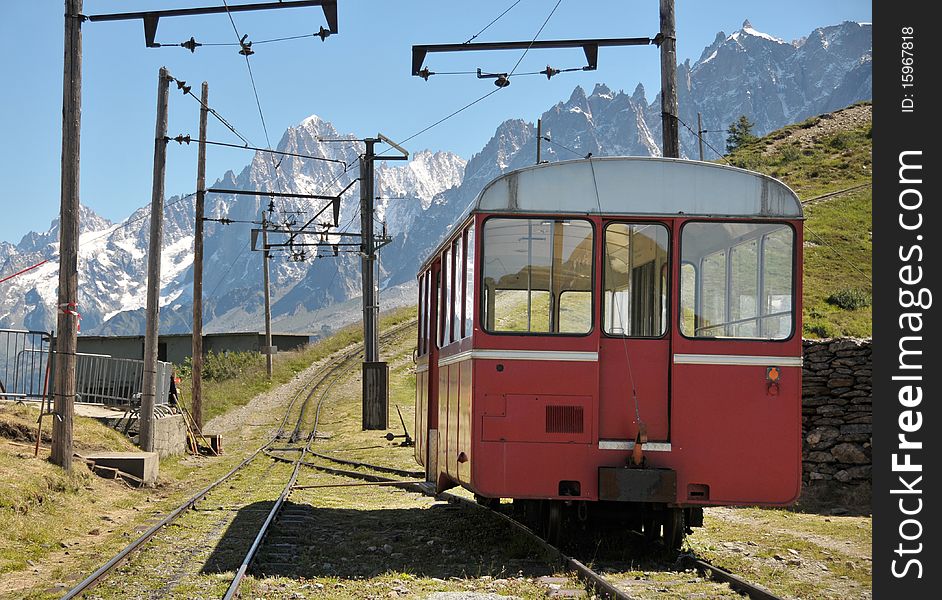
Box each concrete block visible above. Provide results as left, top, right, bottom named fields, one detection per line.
left=153, top=414, right=187, bottom=458
left=85, top=452, right=159, bottom=484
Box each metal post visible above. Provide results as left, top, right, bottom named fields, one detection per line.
left=191, top=81, right=208, bottom=430
left=140, top=66, right=171, bottom=452
left=360, top=139, right=387, bottom=430
left=52, top=0, right=82, bottom=470
left=659, top=0, right=679, bottom=159
left=697, top=112, right=705, bottom=161
left=262, top=212, right=273, bottom=379
left=536, top=118, right=542, bottom=164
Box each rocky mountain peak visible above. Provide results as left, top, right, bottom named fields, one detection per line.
left=0, top=19, right=871, bottom=335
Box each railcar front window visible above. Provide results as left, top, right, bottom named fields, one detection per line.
left=680, top=222, right=794, bottom=340
left=603, top=223, right=669, bottom=337
left=482, top=218, right=593, bottom=335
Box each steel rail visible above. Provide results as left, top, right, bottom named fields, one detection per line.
left=59, top=366, right=311, bottom=600
left=292, top=456, right=786, bottom=600
left=307, top=450, right=424, bottom=478
left=223, top=319, right=376, bottom=597
left=288, top=317, right=416, bottom=441
left=58, top=320, right=416, bottom=599
left=684, top=557, right=785, bottom=600
left=280, top=458, right=634, bottom=599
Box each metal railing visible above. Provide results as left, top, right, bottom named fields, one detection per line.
left=0, top=329, right=52, bottom=400
left=72, top=352, right=173, bottom=407
left=2, top=328, right=172, bottom=407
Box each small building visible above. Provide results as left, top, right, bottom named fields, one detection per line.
left=76, top=332, right=315, bottom=365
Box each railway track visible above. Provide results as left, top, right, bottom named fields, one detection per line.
left=63, top=317, right=782, bottom=599
left=61, top=318, right=416, bottom=599
left=292, top=451, right=788, bottom=600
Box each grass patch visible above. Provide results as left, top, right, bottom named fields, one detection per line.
left=725, top=104, right=872, bottom=337
left=176, top=306, right=418, bottom=423
left=0, top=404, right=141, bottom=577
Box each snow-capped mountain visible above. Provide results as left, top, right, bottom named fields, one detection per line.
left=0, top=20, right=870, bottom=336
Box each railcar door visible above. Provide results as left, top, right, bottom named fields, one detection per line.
left=416, top=263, right=441, bottom=479
left=670, top=220, right=803, bottom=505
left=597, top=221, right=672, bottom=443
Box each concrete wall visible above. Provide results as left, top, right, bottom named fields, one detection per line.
left=801, top=338, right=872, bottom=508
left=77, top=333, right=312, bottom=365
left=77, top=337, right=144, bottom=360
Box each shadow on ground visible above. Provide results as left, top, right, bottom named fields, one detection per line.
left=203, top=500, right=555, bottom=580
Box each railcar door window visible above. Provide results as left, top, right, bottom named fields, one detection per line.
left=680, top=222, right=794, bottom=340
left=482, top=218, right=593, bottom=334
left=602, top=223, right=669, bottom=337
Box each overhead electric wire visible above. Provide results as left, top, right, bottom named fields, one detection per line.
left=171, top=135, right=347, bottom=166
left=508, top=0, right=563, bottom=76
left=175, top=78, right=252, bottom=147
left=541, top=135, right=588, bottom=159
left=376, top=88, right=502, bottom=159
left=464, top=0, right=524, bottom=44
left=675, top=114, right=731, bottom=164
left=0, top=193, right=198, bottom=284
left=381, top=1, right=566, bottom=158
left=804, top=225, right=872, bottom=284
left=220, top=0, right=282, bottom=188
left=162, top=32, right=322, bottom=48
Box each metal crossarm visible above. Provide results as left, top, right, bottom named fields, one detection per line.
left=411, top=37, right=657, bottom=76
left=87, top=1, right=339, bottom=48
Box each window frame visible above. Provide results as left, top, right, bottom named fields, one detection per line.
left=479, top=215, right=596, bottom=337
left=678, top=219, right=798, bottom=343
left=463, top=225, right=475, bottom=339
left=600, top=220, right=672, bottom=340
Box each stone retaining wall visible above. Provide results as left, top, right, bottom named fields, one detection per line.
left=801, top=338, right=872, bottom=507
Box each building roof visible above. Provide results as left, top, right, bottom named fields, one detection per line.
left=77, top=332, right=313, bottom=341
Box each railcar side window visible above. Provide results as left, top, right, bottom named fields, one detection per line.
left=482, top=218, right=593, bottom=335
left=603, top=223, right=669, bottom=337
left=680, top=222, right=794, bottom=340
left=452, top=238, right=463, bottom=344
left=440, top=248, right=451, bottom=347
left=417, top=272, right=426, bottom=355
left=464, top=226, right=475, bottom=338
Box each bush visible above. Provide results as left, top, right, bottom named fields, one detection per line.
left=826, top=288, right=872, bottom=311
left=804, top=321, right=834, bottom=338
left=201, top=350, right=265, bottom=381
left=828, top=132, right=850, bottom=150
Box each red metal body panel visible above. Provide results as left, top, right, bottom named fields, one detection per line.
left=419, top=209, right=804, bottom=508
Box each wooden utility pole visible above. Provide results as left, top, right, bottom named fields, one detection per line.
left=52, top=0, right=83, bottom=470
left=191, top=82, right=208, bottom=430
left=697, top=112, right=705, bottom=161
left=140, top=67, right=172, bottom=452
left=261, top=212, right=274, bottom=379
left=536, top=118, right=543, bottom=164
left=659, top=0, right=680, bottom=159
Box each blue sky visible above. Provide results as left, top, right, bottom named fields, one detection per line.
left=0, top=1, right=871, bottom=244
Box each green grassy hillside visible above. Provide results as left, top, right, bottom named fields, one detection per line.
left=725, top=102, right=872, bottom=338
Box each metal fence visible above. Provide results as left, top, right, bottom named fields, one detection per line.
left=73, top=353, right=173, bottom=407
left=0, top=329, right=171, bottom=407
left=0, top=329, right=52, bottom=401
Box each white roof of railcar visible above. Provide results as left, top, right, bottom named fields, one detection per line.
left=471, top=156, right=802, bottom=219
left=420, top=157, right=802, bottom=271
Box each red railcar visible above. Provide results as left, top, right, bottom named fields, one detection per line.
left=413, top=157, right=803, bottom=547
